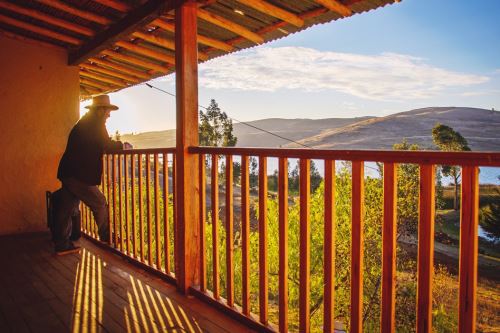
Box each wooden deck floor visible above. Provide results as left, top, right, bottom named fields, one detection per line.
left=0, top=232, right=257, bottom=333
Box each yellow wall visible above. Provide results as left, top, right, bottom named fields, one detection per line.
left=0, top=35, right=79, bottom=235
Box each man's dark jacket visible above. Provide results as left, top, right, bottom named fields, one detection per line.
left=57, top=111, right=122, bottom=185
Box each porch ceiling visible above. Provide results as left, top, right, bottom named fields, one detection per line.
left=0, top=0, right=400, bottom=98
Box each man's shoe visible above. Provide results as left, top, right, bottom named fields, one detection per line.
left=55, top=244, right=81, bottom=256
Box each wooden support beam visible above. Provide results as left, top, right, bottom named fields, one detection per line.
left=115, top=40, right=176, bottom=64
left=80, top=70, right=128, bottom=87
left=80, top=84, right=103, bottom=95
left=132, top=31, right=209, bottom=61
left=101, top=49, right=170, bottom=73
left=0, top=2, right=94, bottom=36
left=153, top=18, right=234, bottom=52
left=68, top=0, right=173, bottom=65
left=80, top=77, right=112, bottom=90
left=80, top=63, right=141, bottom=83
left=92, top=0, right=132, bottom=12
left=174, top=0, right=200, bottom=294
left=89, top=57, right=151, bottom=79
left=0, top=13, right=81, bottom=45
left=314, top=0, right=352, bottom=17
left=37, top=0, right=112, bottom=25
left=235, top=0, right=304, bottom=27
left=197, top=8, right=264, bottom=44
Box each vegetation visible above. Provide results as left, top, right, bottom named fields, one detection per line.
left=199, top=99, right=237, bottom=147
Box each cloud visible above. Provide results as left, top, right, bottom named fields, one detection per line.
left=195, top=47, right=489, bottom=101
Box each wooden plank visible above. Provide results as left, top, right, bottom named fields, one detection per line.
left=241, top=155, right=251, bottom=316
left=164, top=153, right=171, bottom=274
left=0, top=13, right=81, bottom=45
left=80, top=70, right=127, bottom=87
left=115, top=40, right=176, bottom=64
left=197, top=8, right=264, bottom=44
left=278, top=157, right=288, bottom=333
left=211, top=154, right=220, bottom=299
left=88, top=57, right=151, bottom=79
left=131, top=154, right=137, bottom=258
left=112, top=155, right=118, bottom=247
left=101, top=50, right=169, bottom=73
left=38, top=0, right=112, bottom=25
left=314, top=0, right=352, bottom=16
left=107, top=155, right=113, bottom=243
left=350, top=160, right=364, bottom=333
left=324, top=159, right=335, bottom=332
left=381, top=162, right=397, bottom=333
left=225, top=155, right=234, bottom=307
left=155, top=154, right=161, bottom=270
left=235, top=0, right=304, bottom=27
left=299, top=158, right=310, bottom=333
left=417, top=164, right=435, bottom=333
left=146, top=153, right=152, bottom=266
left=80, top=63, right=141, bottom=83
left=0, top=2, right=94, bottom=36
left=152, top=18, right=234, bottom=52
left=93, top=0, right=131, bottom=12
left=199, top=154, right=206, bottom=291
left=174, top=0, right=201, bottom=294
left=68, top=0, right=174, bottom=64
left=258, top=156, right=268, bottom=324
left=118, top=154, right=124, bottom=251
left=138, top=154, right=144, bottom=262
left=80, top=77, right=112, bottom=90
left=458, top=166, right=479, bottom=333
left=132, top=31, right=209, bottom=61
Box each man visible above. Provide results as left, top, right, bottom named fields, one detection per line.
left=54, top=95, right=127, bottom=255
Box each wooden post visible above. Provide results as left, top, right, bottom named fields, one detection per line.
left=175, top=0, right=200, bottom=294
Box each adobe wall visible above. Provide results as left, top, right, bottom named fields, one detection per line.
left=0, top=35, right=79, bottom=235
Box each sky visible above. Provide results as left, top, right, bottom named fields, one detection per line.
left=81, top=0, right=500, bottom=135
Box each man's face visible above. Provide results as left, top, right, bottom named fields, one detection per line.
left=95, top=107, right=112, bottom=120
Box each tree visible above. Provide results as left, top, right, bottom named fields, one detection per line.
left=480, top=177, right=500, bottom=241
left=199, top=99, right=237, bottom=147
left=432, top=123, right=470, bottom=210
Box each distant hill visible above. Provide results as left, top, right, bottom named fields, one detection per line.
left=121, top=107, right=500, bottom=151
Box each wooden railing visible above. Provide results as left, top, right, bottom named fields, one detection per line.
left=81, top=148, right=177, bottom=282
left=81, top=146, right=500, bottom=333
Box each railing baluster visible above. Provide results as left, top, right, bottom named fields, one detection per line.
left=138, top=154, right=144, bottom=262
left=155, top=154, right=161, bottom=270
left=164, top=153, right=170, bottom=274
left=324, top=159, right=336, bottom=333
left=112, top=154, right=118, bottom=248
left=211, top=154, right=219, bottom=299
left=199, top=154, right=206, bottom=290
left=241, top=155, right=250, bottom=316
left=131, top=154, right=137, bottom=258
left=146, top=153, right=152, bottom=266
left=278, top=157, right=288, bottom=333
left=173, top=153, right=177, bottom=271
left=125, top=154, right=129, bottom=254
left=417, top=164, right=435, bottom=333
left=119, top=154, right=124, bottom=251
left=259, top=156, right=268, bottom=324
left=351, top=160, right=364, bottom=333
left=382, top=162, right=397, bottom=333
left=226, top=155, right=234, bottom=307
left=106, top=155, right=112, bottom=243
left=299, top=158, right=310, bottom=332
left=459, top=166, right=479, bottom=333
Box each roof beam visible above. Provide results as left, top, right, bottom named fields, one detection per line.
left=80, top=84, right=103, bottom=95
left=314, top=0, right=352, bottom=17
left=0, top=2, right=94, bottom=36
left=197, top=8, right=264, bottom=44
left=80, top=70, right=128, bottom=87
left=80, top=77, right=113, bottom=90
left=0, top=13, right=81, bottom=45
left=68, top=0, right=173, bottom=65
left=234, top=0, right=304, bottom=27
left=132, top=31, right=209, bottom=61
left=36, top=0, right=112, bottom=25
left=101, top=49, right=170, bottom=73
left=152, top=18, right=234, bottom=52
left=92, top=0, right=132, bottom=12
left=88, top=57, right=151, bottom=79
left=80, top=63, right=141, bottom=83
left=115, top=40, right=175, bottom=64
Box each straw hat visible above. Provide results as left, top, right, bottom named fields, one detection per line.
left=85, top=95, right=119, bottom=111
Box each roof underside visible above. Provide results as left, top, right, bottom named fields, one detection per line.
left=0, top=0, right=400, bottom=98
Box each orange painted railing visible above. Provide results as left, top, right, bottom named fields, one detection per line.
left=81, top=148, right=176, bottom=283
left=81, top=147, right=500, bottom=333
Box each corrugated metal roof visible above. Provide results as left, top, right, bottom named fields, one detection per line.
left=0, top=0, right=401, bottom=98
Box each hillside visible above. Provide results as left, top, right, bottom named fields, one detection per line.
left=121, top=107, right=500, bottom=151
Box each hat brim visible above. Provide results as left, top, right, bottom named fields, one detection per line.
left=85, top=104, right=119, bottom=111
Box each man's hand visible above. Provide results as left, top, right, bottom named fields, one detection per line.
left=123, top=142, right=133, bottom=150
